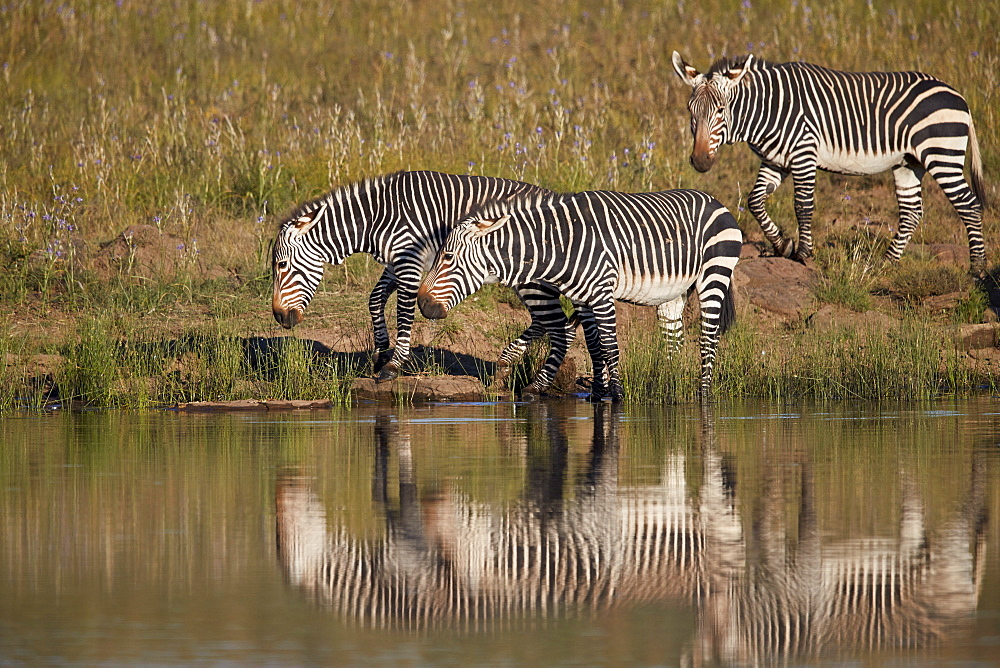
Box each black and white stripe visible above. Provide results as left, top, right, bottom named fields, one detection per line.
left=271, top=170, right=577, bottom=389
left=417, top=189, right=743, bottom=400
left=672, top=52, right=987, bottom=271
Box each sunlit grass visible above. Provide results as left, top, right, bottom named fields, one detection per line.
left=0, top=0, right=996, bottom=407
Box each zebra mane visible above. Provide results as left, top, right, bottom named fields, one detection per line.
left=706, top=54, right=769, bottom=77
left=280, top=171, right=405, bottom=224
left=466, top=189, right=565, bottom=221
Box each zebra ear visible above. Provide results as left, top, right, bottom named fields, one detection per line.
left=671, top=51, right=701, bottom=86
left=471, top=214, right=512, bottom=237
left=726, top=54, right=754, bottom=84
left=288, top=204, right=325, bottom=237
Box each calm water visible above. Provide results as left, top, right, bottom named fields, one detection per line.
left=1, top=399, right=999, bottom=665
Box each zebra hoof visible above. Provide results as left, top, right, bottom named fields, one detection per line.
left=375, top=363, right=400, bottom=383
left=774, top=238, right=796, bottom=258
left=490, top=365, right=513, bottom=391
left=372, top=350, right=393, bottom=373
left=520, top=383, right=546, bottom=399
left=969, top=257, right=987, bottom=279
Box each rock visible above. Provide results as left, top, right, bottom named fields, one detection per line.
left=956, top=324, right=998, bottom=351
left=923, top=291, right=966, bottom=313
left=733, top=257, right=817, bottom=317
left=926, top=244, right=967, bottom=265
left=176, top=399, right=335, bottom=411
left=551, top=356, right=578, bottom=394
left=352, top=376, right=485, bottom=402
left=806, top=305, right=899, bottom=333
left=739, top=243, right=762, bottom=259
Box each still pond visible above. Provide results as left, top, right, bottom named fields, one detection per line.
left=2, top=398, right=999, bottom=665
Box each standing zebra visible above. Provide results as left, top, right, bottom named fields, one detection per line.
left=671, top=52, right=987, bottom=271
left=271, top=170, right=582, bottom=389
left=417, top=189, right=743, bottom=400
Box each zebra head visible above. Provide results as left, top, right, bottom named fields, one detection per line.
left=271, top=204, right=330, bottom=329
left=671, top=52, right=754, bottom=172
left=417, top=215, right=509, bottom=320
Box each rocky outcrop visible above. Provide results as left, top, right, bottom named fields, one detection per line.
left=352, top=376, right=486, bottom=402
left=733, top=250, right=817, bottom=318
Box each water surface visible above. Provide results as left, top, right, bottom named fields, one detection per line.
left=2, top=399, right=999, bottom=665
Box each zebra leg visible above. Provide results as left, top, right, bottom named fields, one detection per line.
left=492, top=320, right=545, bottom=391
left=790, top=157, right=819, bottom=261
left=378, top=278, right=420, bottom=383
left=368, top=270, right=398, bottom=373
left=656, top=296, right=686, bottom=356
left=501, top=284, right=574, bottom=395
left=576, top=306, right=607, bottom=399
left=747, top=164, right=793, bottom=258
left=885, top=162, right=926, bottom=264
left=695, top=283, right=728, bottom=399
left=588, top=297, right=623, bottom=403
left=925, top=161, right=987, bottom=274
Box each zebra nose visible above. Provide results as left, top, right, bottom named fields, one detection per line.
left=273, top=306, right=304, bottom=329
left=690, top=153, right=714, bottom=173
left=417, top=289, right=447, bottom=320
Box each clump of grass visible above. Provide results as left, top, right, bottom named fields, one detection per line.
left=51, top=317, right=354, bottom=409
left=712, top=317, right=975, bottom=401
left=881, top=256, right=970, bottom=304
left=814, top=229, right=886, bottom=311
left=951, top=286, right=989, bottom=324
left=620, top=330, right=700, bottom=403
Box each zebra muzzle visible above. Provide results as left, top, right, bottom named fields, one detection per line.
left=417, top=289, right=448, bottom=320
left=273, top=306, right=304, bottom=329
left=690, top=152, right=716, bottom=173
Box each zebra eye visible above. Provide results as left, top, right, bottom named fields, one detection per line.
left=277, top=261, right=288, bottom=269
left=443, top=252, right=454, bottom=261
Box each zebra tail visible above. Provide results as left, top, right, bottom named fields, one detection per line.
left=717, top=284, right=737, bottom=337
left=968, top=118, right=990, bottom=211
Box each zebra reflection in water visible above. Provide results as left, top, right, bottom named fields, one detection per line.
left=275, top=410, right=987, bottom=661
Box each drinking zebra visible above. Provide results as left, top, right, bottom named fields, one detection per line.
left=417, top=189, right=744, bottom=400
left=271, top=170, right=584, bottom=390
left=672, top=52, right=987, bottom=271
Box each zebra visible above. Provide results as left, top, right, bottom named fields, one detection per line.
left=271, top=170, right=588, bottom=391
left=416, top=189, right=744, bottom=401
left=671, top=52, right=987, bottom=271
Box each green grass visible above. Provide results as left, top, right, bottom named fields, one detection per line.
left=616, top=315, right=995, bottom=403
left=16, top=316, right=356, bottom=410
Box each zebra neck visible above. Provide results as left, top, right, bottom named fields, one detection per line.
left=726, top=66, right=778, bottom=146
left=319, top=176, right=392, bottom=262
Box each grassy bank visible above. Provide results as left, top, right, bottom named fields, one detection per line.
left=0, top=0, right=998, bottom=408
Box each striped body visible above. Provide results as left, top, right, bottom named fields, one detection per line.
left=271, top=171, right=579, bottom=389
left=672, top=53, right=986, bottom=270
left=418, top=189, right=743, bottom=400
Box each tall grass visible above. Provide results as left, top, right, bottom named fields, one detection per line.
left=46, top=317, right=355, bottom=410
left=618, top=315, right=994, bottom=403
left=0, top=1, right=996, bottom=407
left=1, top=1, right=995, bottom=306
